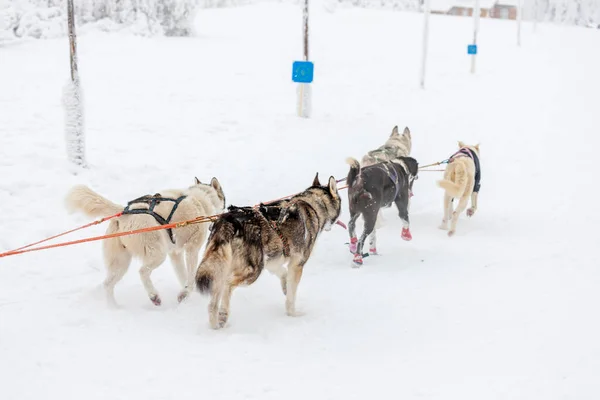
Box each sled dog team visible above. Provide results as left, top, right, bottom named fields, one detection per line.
left=65, top=126, right=481, bottom=330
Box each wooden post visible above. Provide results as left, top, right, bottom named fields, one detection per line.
left=68, top=0, right=78, bottom=83
left=64, top=0, right=86, bottom=168
left=303, top=0, right=309, bottom=61
left=297, top=0, right=312, bottom=118
left=517, top=0, right=522, bottom=46
left=470, top=0, right=480, bottom=74
left=420, top=0, right=431, bottom=89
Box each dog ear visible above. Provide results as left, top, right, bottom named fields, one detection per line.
left=474, top=143, right=480, bottom=152
left=312, top=172, right=321, bottom=186
left=328, top=176, right=338, bottom=195
left=458, top=141, right=466, bottom=149
left=403, top=126, right=411, bottom=138
left=390, top=126, right=399, bottom=137
left=194, top=177, right=201, bottom=185
left=210, top=177, right=222, bottom=192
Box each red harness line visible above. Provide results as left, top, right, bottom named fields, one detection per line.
left=0, top=185, right=350, bottom=259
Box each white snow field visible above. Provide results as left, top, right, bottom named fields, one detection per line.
left=1, top=3, right=600, bottom=400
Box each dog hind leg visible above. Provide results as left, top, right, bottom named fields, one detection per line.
left=448, top=196, right=470, bottom=237
left=265, top=257, right=287, bottom=295
left=395, top=195, right=412, bottom=241
left=439, top=194, right=453, bottom=230
left=353, top=213, right=376, bottom=267
left=177, top=248, right=201, bottom=303
left=368, top=230, right=378, bottom=255
left=208, top=287, right=222, bottom=329
left=139, top=250, right=167, bottom=306
left=348, top=212, right=360, bottom=254
left=102, top=236, right=131, bottom=308
left=285, top=261, right=305, bottom=317
left=467, top=192, right=478, bottom=217
left=169, top=251, right=187, bottom=288
left=218, top=284, right=235, bottom=328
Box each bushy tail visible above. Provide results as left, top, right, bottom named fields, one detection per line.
left=437, top=164, right=468, bottom=198
left=195, top=240, right=233, bottom=295
left=65, top=184, right=123, bottom=218
left=195, top=268, right=214, bottom=295
left=345, top=157, right=362, bottom=189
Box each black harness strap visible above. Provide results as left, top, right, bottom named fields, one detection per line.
left=375, top=163, right=400, bottom=201
left=449, top=148, right=481, bottom=193
left=254, top=207, right=290, bottom=258
left=122, top=193, right=187, bottom=243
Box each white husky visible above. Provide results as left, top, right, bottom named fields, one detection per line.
left=65, top=177, right=226, bottom=307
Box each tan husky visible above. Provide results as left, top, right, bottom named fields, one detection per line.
left=437, top=142, right=481, bottom=237
left=65, top=178, right=226, bottom=307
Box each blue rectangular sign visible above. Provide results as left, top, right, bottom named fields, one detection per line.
left=467, top=44, right=478, bottom=55
left=292, top=61, right=314, bottom=83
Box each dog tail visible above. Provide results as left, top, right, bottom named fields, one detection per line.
left=345, top=157, right=362, bottom=189
left=437, top=164, right=468, bottom=198
left=65, top=184, right=123, bottom=218
left=195, top=221, right=234, bottom=295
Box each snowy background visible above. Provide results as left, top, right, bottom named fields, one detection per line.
left=1, top=1, right=600, bottom=400
left=2, top=0, right=600, bottom=41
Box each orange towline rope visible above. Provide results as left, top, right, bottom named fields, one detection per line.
left=0, top=214, right=219, bottom=259
left=0, top=183, right=351, bottom=259
left=6, top=212, right=123, bottom=254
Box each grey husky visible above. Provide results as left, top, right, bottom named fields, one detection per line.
left=361, top=125, right=412, bottom=166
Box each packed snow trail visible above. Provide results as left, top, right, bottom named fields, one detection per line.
left=1, top=4, right=599, bottom=400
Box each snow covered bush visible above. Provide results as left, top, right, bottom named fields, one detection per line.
left=524, top=0, right=600, bottom=28
left=0, top=0, right=198, bottom=40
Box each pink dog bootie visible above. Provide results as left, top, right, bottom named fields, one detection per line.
left=349, top=237, right=358, bottom=253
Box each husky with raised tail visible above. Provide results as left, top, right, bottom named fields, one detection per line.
left=194, top=173, right=344, bottom=330
left=437, top=141, right=481, bottom=237
left=64, top=177, right=226, bottom=307
left=346, top=156, right=418, bottom=267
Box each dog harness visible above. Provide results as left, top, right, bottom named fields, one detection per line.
left=122, top=193, right=187, bottom=243
left=253, top=206, right=290, bottom=257
left=449, top=148, right=481, bottom=192
left=376, top=163, right=401, bottom=201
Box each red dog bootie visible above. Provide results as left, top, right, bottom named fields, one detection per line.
left=349, top=237, right=358, bottom=254
left=352, top=252, right=363, bottom=267
left=401, top=227, right=412, bottom=241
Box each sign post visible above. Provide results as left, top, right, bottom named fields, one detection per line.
left=470, top=0, right=481, bottom=74
left=533, top=0, right=538, bottom=32
left=420, top=0, right=431, bottom=89
left=64, top=0, right=86, bottom=168
left=294, top=0, right=312, bottom=118
left=517, top=0, right=522, bottom=46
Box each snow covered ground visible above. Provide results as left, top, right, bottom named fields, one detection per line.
left=1, top=3, right=600, bottom=399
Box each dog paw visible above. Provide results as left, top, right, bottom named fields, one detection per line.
left=218, top=311, right=228, bottom=328
left=177, top=290, right=189, bottom=303
left=467, top=208, right=476, bottom=217
left=286, top=309, right=305, bottom=317
left=401, top=227, right=412, bottom=241
left=149, top=294, right=162, bottom=306
left=369, top=248, right=378, bottom=255
left=448, top=230, right=455, bottom=237
left=438, top=222, right=448, bottom=230
left=352, top=253, right=363, bottom=268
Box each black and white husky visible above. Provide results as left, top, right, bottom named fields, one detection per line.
left=346, top=157, right=419, bottom=267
